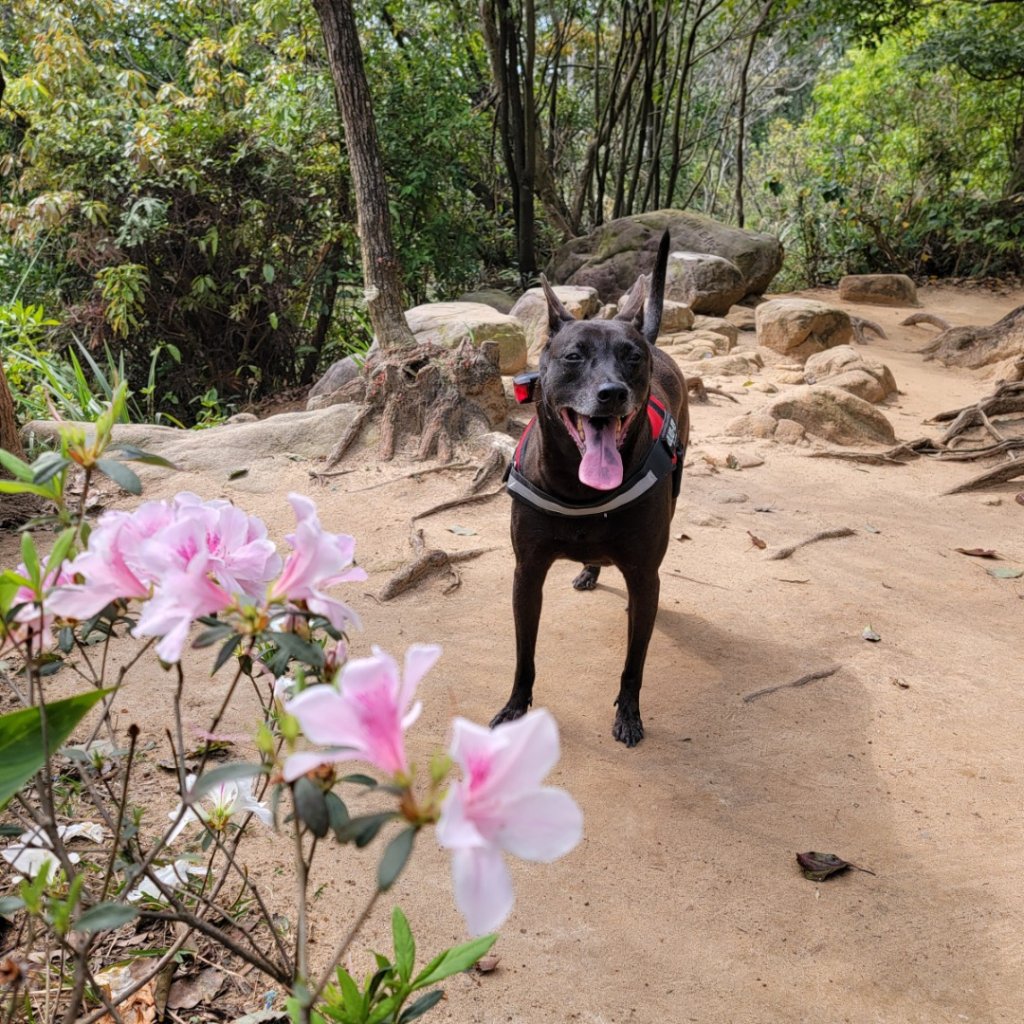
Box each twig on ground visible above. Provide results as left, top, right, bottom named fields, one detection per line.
left=900, top=312, right=952, bottom=332
left=411, top=487, right=505, bottom=521
left=743, top=664, right=843, bottom=703
left=943, top=459, right=1024, bottom=495
left=666, top=569, right=731, bottom=590
left=379, top=545, right=493, bottom=601
left=768, top=527, right=856, bottom=561
left=342, top=462, right=473, bottom=493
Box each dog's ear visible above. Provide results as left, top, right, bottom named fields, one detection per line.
left=615, top=273, right=649, bottom=332
left=641, top=228, right=671, bottom=346
left=540, top=275, right=575, bottom=336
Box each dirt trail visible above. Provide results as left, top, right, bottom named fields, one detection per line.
left=4, top=285, right=1022, bottom=1023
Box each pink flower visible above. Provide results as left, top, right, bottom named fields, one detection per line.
left=269, top=494, right=366, bottom=631
left=1, top=558, right=73, bottom=656
left=436, top=710, right=583, bottom=935
left=282, top=644, right=441, bottom=781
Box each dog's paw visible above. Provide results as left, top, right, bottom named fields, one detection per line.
left=572, top=565, right=600, bottom=591
left=489, top=704, right=528, bottom=729
left=612, top=708, right=645, bottom=747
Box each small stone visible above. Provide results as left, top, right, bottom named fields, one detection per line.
left=773, top=419, right=806, bottom=444
left=712, top=489, right=749, bottom=504
left=730, top=452, right=765, bottom=469
left=687, top=510, right=727, bottom=528
left=982, top=497, right=1002, bottom=506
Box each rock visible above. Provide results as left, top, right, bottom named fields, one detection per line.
left=687, top=509, right=727, bottom=528
left=509, top=285, right=602, bottom=361
left=725, top=306, right=757, bottom=331
left=838, top=274, right=919, bottom=307
left=772, top=419, right=807, bottom=445
left=660, top=300, right=695, bottom=332
left=405, top=302, right=527, bottom=374
left=730, top=451, right=765, bottom=468
left=756, top=298, right=853, bottom=362
left=753, top=382, right=778, bottom=394
left=691, top=316, right=739, bottom=348
left=712, top=489, right=749, bottom=504
left=457, top=289, right=516, bottom=314
left=665, top=252, right=746, bottom=315
left=224, top=412, right=259, bottom=425
left=24, top=405, right=362, bottom=476
left=725, top=385, right=896, bottom=446
left=597, top=303, right=618, bottom=320
left=546, top=209, right=783, bottom=304
left=659, top=329, right=734, bottom=360
left=675, top=352, right=763, bottom=377
left=308, top=355, right=361, bottom=408
left=804, top=345, right=897, bottom=404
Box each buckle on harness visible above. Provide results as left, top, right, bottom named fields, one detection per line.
left=512, top=372, right=539, bottom=404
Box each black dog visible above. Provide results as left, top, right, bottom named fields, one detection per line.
left=493, top=230, right=689, bottom=746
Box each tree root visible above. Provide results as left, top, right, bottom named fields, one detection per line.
left=743, top=664, right=843, bottom=703
left=379, top=526, right=494, bottom=601
left=767, top=527, right=856, bottom=561
left=915, top=305, right=1024, bottom=368
left=900, top=312, right=952, bottom=332
left=411, top=488, right=506, bottom=522
left=318, top=339, right=507, bottom=470
left=943, top=459, right=1024, bottom=496
left=686, top=375, right=739, bottom=403
left=850, top=316, right=887, bottom=344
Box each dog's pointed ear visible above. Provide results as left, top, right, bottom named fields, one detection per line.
left=540, top=275, right=575, bottom=336
left=641, top=228, right=671, bottom=346
left=615, top=274, right=648, bottom=331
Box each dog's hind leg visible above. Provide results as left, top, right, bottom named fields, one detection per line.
left=612, top=566, right=661, bottom=746
left=491, top=555, right=553, bottom=727
left=572, top=564, right=601, bottom=590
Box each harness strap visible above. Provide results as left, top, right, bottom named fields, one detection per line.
left=505, top=397, right=685, bottom=518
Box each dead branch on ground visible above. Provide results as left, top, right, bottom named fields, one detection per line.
left=767, top=528, right=856, bottom=561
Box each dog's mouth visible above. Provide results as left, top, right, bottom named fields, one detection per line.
left=560, top=409, right=637, bottom=490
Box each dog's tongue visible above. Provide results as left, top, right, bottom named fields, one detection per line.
left=579, top=416, right=623, bottom=490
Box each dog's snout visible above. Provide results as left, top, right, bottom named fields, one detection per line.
left=597, top=382, right=629, bottom=405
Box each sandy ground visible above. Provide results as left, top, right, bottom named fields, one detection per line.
left=3, top=284, right=1023, bottom=1023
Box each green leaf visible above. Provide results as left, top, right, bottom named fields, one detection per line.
left=32, top=452, right=71, bottom=485
left=95, top=459, right=142, bottom=495
left=340, top=773, right=378, bottom=788
left=332, top=811, right=397, bottom=848
left=262, top=264, right=275, bottom=284
left=0, top=690, right=110, bottom=810
left=378, top=828, right=415, bottom=891
left=412, top=934, right=497, bottom=989
left=106, top=444, right=177, bottom=469
left=20, top=532, right=41, bottom=590
left=392, top=907, right=415, bottom=984
left=334, top=966, right=363, bottom=1014
left=47, top=528, right=78, bottom=576
left=75, top=902, right=140, bottom=934
left=268, top=631, right=325, bottom=669
left=397, top=990, right=444, bottom=1023
left=324, top=790, right=350, bottom=840
left=192, top=624, right=235, bottom=649
left=0, top=480, right=57, bottom=497
left=293, top=777, right=329, bottom=838
left=211, top=633, right=242, bottom=673
left=191, top=762, right=266, bottom=800
left=0, top=895, right=26, bottom=918
left=0, top=448, right=35, bottom=482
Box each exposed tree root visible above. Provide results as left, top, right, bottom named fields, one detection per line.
left=808, top=438, right=935, bottom=465
left=767, top=527, right=856, bottom=561
left=411, top=488, right=505, bottom=522
left=686, top=375, right=739, bottom=403
left=900, top=312, right=952, bottom=332
left=850, top=316, right=887, bottom=344
left=379, top=526, right=494, bottom=601
left=320, top=339, right=507, bottom=471
left=743, top=664, right=843, bottom=703
left=916, top=305, right=1024, bottom=368
left=943, top=459, right=1024, bottom=495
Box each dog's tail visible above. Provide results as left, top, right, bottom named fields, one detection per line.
left=643, top=228, right=670, bottom=346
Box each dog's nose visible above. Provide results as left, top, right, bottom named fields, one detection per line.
left=597, top=382, right=629, bottom=405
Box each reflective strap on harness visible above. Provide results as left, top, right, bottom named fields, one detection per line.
left=505, top=397, right=685, bottom=519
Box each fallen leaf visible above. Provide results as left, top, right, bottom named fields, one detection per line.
left=955, top=547, right=999, bottom=559
left=892, top=678, right=910, bottom=689
left=987, top=566, right=1024, bottom=579
left=753, top=505, right=775, bottom=513
left=475, top=953, right=501, bottom=974
left=862, top=626, right=882, bottom=642
left=747, top=530, right=767, bottom=550
left=796, top=850, right=875, bottom=881
left=675, top=533, right=692, bottom=542
left=796, top=851, right=851, bottom=881
left=864, top=524, right=880, bottom=534
left=168, top=967, right=225, bottom=1010
left=447, top=525, right=477, bottom=536
left=775, top=578, right=810, bottom=584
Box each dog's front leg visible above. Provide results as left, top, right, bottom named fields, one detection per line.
left=613, top=566, right=661, bottom=746
left=490, top=555, right=553, bottom=727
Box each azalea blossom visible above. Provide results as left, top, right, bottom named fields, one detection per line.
left=167, top=772, right=273, bottom=843
left=126, top=858, right=208, bottom=903
left=283, top=644, right=441, bottom=781
left=1, top=823, right=105, bottom=879
left=436, top=709, right=583, bottom=935
left=1, top=557, right=74, bottom=656
left=268, top=493, right=367, bottom=632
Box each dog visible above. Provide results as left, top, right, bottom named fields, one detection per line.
left=492, top=229, right=689, bottom=746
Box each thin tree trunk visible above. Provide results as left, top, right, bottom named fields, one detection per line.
left=311, top=0, right=416, bottom=353
left=735, top=0, right=774, bottom=226
left=0, top=356, right=23, bottom=460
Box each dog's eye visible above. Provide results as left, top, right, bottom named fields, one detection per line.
left=562, top=350, right=584, bottom=364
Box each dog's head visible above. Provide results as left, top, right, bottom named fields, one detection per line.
left=536, top=230, right=669, bottom=491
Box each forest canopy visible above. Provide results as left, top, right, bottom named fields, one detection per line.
left=1, top=0, right=1021, bottom=424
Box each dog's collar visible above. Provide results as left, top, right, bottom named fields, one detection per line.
left=505, top=396, right=684, bottom=518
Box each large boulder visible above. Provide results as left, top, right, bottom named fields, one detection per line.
left=405, top=301, right=527, bottom=374
left=838, top=274, right=919, bottom=307
left=664, top=252, right=746, bottom=315
left=804, top=345, right=898, bottom=404
left=547, top=209, right=783, bottom=304
left=456, top=289, right=516, bottom=314
left=509, top=285, right=602, bottom=361
left=691, top=315, right=739, bottom=348
left=756, top=299, right=853, bottom=362
left=659, top=299, right=695, bottom=333
left=726, top=385, right=896, bottom=446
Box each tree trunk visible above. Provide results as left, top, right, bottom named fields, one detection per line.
left=0, top=356, right=24, bottom=461
left=311, top=0, right=416, bottom=354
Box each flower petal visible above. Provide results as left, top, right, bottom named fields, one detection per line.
left=281, top=748, right=357, bottom=783
left=450, top=845, right=514, bottom=936
left=495, top=788, right=583, bottom=862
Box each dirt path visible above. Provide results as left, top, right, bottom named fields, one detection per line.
left=4, top=285, right=1022, bottom=1023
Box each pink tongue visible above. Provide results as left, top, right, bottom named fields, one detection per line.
left=579, top=417, right=623, bottom=490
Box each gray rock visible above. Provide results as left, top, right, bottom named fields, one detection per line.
left=690, top=315, right=739, bottom=348
left=457, top=289, right=516, bottom=314
left=755, top=299, right=853, bottom=362
left=838, top=274, right=919, bottom=307
left=804, top=345, right=898, bottom=404
left=509, top=285, right=602, bottom=361
left=405, top=301, right=527, bottom=374
left=546, top=209, right=783, bottom=304
left=665, top=252, right=746, bottom=316
left=725, top=306, right=757, bottom=331
left=308, top=355, right=360, bottom=404
left=660, top=299, right=695, bottom=333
